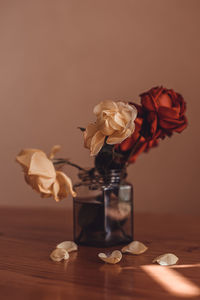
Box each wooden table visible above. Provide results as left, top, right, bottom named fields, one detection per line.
left=0, top=207, right=200, bottom=299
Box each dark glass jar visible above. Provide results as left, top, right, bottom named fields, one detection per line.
left=73, top=169, right=133, bottom=247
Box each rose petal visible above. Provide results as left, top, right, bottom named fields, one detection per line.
left=28, top=152, right=56, bottom=178
left=56, top=241, right=78, bottom=253
left=16, top=149, right=43, bottom=169
left=153, top=253, right=179, bottom=266
left=107, top=127, right=134, bottom=144
left=121, top=241, right=148, bottom=255
left=98, top=250, right=122, bottom=264
left=52, top=180, right=60, bottom=202
left=117, top=102, right=137, bottom=121
left=50, top=248, right=69, bottom=262
left=158, top=93, right=172, bottom=107
left=84, top=123, right=98, bottom=149
left=98, top=119, right=115, bottom=135
left=93, top=100, right=118, bottom=116
left=37, top=177, right=55, bottom=194
left=113, top=112, right=126, bottom=128
left=55, top=171, right=77, bottom=198
left=109, top=117, right=122, bottom=131
left=90, top=131, right=105, bottom=156
left=49, top=145, right=61, bottom=159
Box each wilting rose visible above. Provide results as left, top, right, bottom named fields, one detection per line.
left=140, top=86, right=187, bottom=137
left=16, top=148, right=76, bottom=202
left=84, top=100, right=137, bottom=156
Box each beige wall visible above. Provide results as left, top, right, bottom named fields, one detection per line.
left=0, top=0, right=199, bottom=214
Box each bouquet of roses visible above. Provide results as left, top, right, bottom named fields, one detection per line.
left=16, top=86, right=187, bottom=202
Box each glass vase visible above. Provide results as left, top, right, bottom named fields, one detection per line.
left=73, top=169, right=133, bottom=247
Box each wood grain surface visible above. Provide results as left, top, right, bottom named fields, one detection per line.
left=0, top=207, right=200, bottom=299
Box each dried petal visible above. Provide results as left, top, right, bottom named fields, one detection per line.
left=83, top=123, right=98, bottom=149
left=49, top=145, right=61, bottom=159
left=52, top=180, right=60, bottom=202
left=153, top=253, right=179, bottom=266
left=98, top=250, right=122, bottom=264
left=50, top=248, right=69, bottom=262
left=94, top=100, right=118, bottom=116
left=55, top=171, right=77, bottom=199
left=107, top=127, right=134, bottom=144
left=28, top=152, right=55, bottom=178
left=90, top=131, right=105, bottom=156
left=121, top=241, right=148, bottom=255
left=56, top=241, right=78, bottom=253
left=37, top=176, right=55, bottom=194
left=16, top=149, right=43, bottom=169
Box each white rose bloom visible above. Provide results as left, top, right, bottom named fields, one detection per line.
left=84, top=100, right=137, bottom=156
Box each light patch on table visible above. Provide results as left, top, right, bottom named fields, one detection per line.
left=141, top=265, right=200, bottom=297
left=169, top=264, right=200, bottom=269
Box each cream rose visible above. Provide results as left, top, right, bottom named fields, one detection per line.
left=84, top=100, right=137, bottom=156
left=16, top=147, right=76, bottom=202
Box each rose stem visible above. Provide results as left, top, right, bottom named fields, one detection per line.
left=53, top=159, right=86, bottom=171
left=125, top=134, right=142, bottom=167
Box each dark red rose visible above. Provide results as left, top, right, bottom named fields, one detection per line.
left=118, top=105, right=159, bottom=163
left=140, top=86, right=187, bottom=137
left=115, top=87, right=187, bottom=164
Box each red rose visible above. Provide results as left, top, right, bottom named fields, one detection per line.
left=115, top=87, right=187, bottom=164
left=118, top=104, right=159, bottom=163
left=119, top=127, right=159, bottom=163
left=140, top=86, right=187, bottom=137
